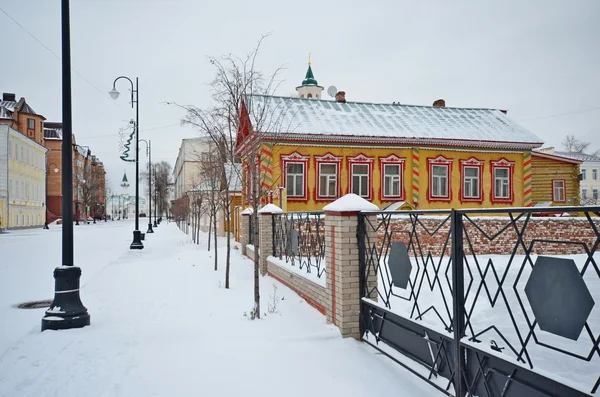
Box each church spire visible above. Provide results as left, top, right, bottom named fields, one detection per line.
left=301, top=52, right=318, bottom=86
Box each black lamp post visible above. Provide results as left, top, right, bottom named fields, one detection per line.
left=139, top=139, right=154, bottom=234
left=109, top=77, right=143, bottom=250
left=42, top=0, right=90, bottom=331
left=43, top=162, right=59, bottom=229
left=153, top=164, right=158, bottom=228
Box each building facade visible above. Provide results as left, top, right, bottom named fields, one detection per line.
left=550, top=150, right=600, bottom=205
left=0, top=124, right=47, bottom=229
left=172, top=137, right=215, bottom=201
left=0, top=93, right=45, bottom=145
left=531, top=151, right=581, bottom=206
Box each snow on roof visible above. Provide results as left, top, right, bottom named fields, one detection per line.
left=323, top=193, right=379, bottom=212
left=553, top=150, right=600, bottom=162
left=241, top=207, right=254, bottom=215
left=244, top=95, right=543, bottom=149
left=258, top=204, right=283, bottom=214
left=0, top=106, right=12, bottom=120
left=532, top=150, right=582, bottom=164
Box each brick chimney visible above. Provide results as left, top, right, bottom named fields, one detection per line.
left=335, top=91, right=346, bottom=103
left=432, top=99, right=445, bottom=107
left=2, top=93, right=16, bottom=102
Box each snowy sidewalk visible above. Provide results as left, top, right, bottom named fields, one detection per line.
left=0, top=222, right=441, bottom=397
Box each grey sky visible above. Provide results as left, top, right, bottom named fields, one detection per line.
left=1, top=0, right=599, bottom=191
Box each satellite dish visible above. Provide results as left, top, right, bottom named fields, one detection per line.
left=327, top=86, right=338, bottom=98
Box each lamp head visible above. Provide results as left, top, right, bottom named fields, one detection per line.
left=108, top=87, right=120, bottom=100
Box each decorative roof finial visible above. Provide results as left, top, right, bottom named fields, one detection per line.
left=308, top=52, right=311, bottom=66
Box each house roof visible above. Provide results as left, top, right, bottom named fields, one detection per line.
left=552, top=150, right=600, bottom=162
left=0, top=98, right=40, bottom=118
left=243, top=95, right=544, bottom=150
left=44, top=122, right=63, bottom=140
left=532, top=150, right=583, bottom=164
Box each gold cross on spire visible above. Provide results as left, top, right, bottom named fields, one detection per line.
left=308, top=52, right=311, bottom=66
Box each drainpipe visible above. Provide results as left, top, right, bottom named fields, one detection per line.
left=4, top=129, right=9, bottom=231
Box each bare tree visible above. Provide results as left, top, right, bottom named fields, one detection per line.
left=171, top=34, right=290, bottom=318
left=151, top=161, right=173, bottom=218
left=75, top=163, right=104, bottom=221
left=563, top=134, right=591, bottom=153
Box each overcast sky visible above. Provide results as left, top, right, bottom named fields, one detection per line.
left=1, top=0, right=598, bottom=192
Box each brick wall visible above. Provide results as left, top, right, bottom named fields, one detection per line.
left=266, top=258, right=327, bottom=315
left=380, top=216, right=600, bottom=256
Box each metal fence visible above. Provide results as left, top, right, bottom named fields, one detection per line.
left=272, top=212, right=326, bottom=278
left=358, top=207, right=600, bottom=397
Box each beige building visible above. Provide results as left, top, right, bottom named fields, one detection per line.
left=172, top=137, right=214, bottom=201
left=0, top=124, right=47, bottom=229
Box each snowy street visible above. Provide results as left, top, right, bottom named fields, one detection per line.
left=0, top=221, right=440, bottom=397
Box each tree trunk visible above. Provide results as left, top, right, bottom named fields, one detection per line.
left=207, top=212, right=212, bottom=251
left=213, top=207, right=218, bottom=271
left=225, top=203, right=231, bottom=289
left=252, top=210, right=260, bottom=319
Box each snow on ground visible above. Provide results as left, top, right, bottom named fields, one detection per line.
left=0, top=221, right=442, bottom=397
left=373, top=253, right=600, bottom=394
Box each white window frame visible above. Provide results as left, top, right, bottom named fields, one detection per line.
left=351, top=163, right=370, bottom=197
left=582, top=169, right=587, bottom=180
left=383, top=164, right=402, bottom=198
left=318, top=163, right=338, bottom=198
left=594, top=169, right=598, bottom=181
left=553, top=180, right=566, bottom=202
left=462, top=166, right=481, bottom=199
left=582, top=188, right=588, bottom=200
left=494, top=168, right=511, bottom=199
left=431, top=165, right=449, bottom=198
left=285, top=162, right=305, bottom=197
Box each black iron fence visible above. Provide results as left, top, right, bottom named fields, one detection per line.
left=358, top=207, right=600, bottom=397
left=272, top=212, right=326, bottom=279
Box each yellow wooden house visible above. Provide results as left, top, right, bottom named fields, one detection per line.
left=236, top=63, right=578, bottom=211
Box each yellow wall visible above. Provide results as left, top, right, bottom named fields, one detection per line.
left=531, top=155, right=580, bottom=206
left=0, top=199, right=6, bottom=229
left=253, top=143, right=526, bottom=211
left=8, top=132, right=47, bottom=228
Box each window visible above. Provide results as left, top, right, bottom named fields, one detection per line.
left=594, top=169, right=598, bottom=180
left=27, top=118, right=35, bottom=130
left=286, top=163, right=304, bottom=197
left=281, top=152, right=310, bottom=201
left=307, top=93, right=313, bottom=99
left=352, top=164, right=370, bottom=197
left=552, top=180, right=566, bottom=202
left=348, top=154, right=374, bottom=200
left=315, top=153, right=342, bottom=200
left=20, top=146, right=23, bottom=162
left=16, top=182, right=19, bottom=198
left=431, top=166, right=448, bottom=197
left=459, top=158, right=484, bottom=202
left=491, top=159, right=515, bottom=203
left=582, top=189, right=588, bottom=200
left=463, top=167, right=480, bottom=198
left=594, top=189, right=599, bottom=201
left=494, top=169, right=510, bottom=198
left=582, top=169, right=587, bottom=180
left=427, top=156, right=453, bottom=201
left=319, top=164, right=337, bottom=197
left=21, top=182, right=24, bottom=199
left=383, top=164, right=402, bottom=197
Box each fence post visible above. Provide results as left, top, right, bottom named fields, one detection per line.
left=451, top=209, right=467, bottom=397
left=324, top=194, right=378, bottom=339
left=240, top=207, right=253, bottom=256
left=257, top=204, right=282, bottom=276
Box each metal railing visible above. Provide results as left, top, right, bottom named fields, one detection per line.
left=358, top=206, right=600, bottom=397
left=272, top=212, right=326, bottom=278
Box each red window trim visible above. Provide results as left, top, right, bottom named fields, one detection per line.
left=490, top=158, right=515, bottom=204
left=314, top=153, right=342, bottom=202
left=427, top=155, right=453, bottom=202
left=552, top=179, right=567, bottom=203
left=347, top=153, right=374, bottom=200
left=379, top=154, right=405, bottom=201
left=281, top=152, right=310, bottom=202
left=459, top=157, right=484, bottom=203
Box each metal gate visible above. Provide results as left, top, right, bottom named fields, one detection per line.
left=358, top=207, right=600, bottom=397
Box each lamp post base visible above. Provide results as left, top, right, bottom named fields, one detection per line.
left=41, top=266, right=90, bottom=331
left=130, top=230, right=144, bottom=250
left=153, top=220, right=158, bottom=228
left=147, top=223, right=154, bottom=233
left=43, top=222, right=49, bottom=230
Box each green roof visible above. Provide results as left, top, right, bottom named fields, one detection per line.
left=122, top=172, right=128, bottom=183
left=302, top=65, right=318, bottom=86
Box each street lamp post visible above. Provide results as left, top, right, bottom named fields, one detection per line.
left=153, top=164, right=158, bottom=228
left=139, top=139, right=154, bottom=234
left=43, top=162, right=59, bottom=229
left=109, top=77, right=143, bottom=250
left=42, top=0, right=90, bottom=331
